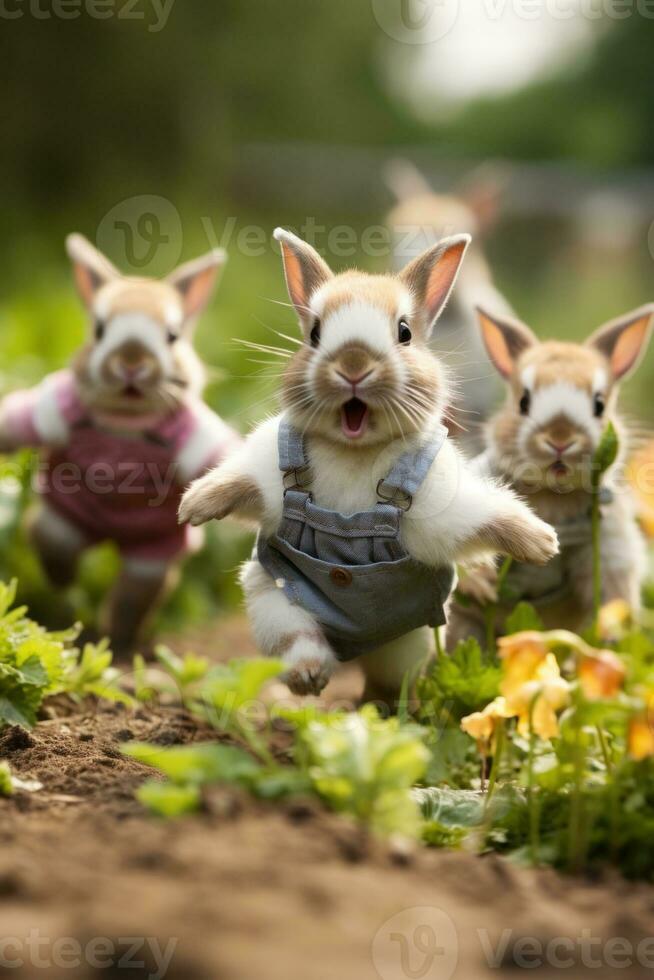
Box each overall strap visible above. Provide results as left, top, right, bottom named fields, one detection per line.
left=278, top=419, right=312, bottom=491
left=377, top=424, right=448, bottom=512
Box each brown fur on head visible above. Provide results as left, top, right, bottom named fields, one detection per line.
left=274, top=227, right=470, bottom=448
left=66, top=234, right=226, bottom=418
left=478, top=304, right=654, bottom=493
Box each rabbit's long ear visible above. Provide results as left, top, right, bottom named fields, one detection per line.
left=477, top=307, right=537, bottom=379
left=586, top=304, right=654, bottom=381
left=66, top=234, right=120, bottom=308
left=399, top=234, right=470, bottom=338
left=273, top=228, right=333, bottom=327
left=168, top=249, right=227, bottom=322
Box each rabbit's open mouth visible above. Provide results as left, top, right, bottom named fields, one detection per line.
left=341, top=398, right=369, bottom=438
left=122, top=385, right=144, bottom=399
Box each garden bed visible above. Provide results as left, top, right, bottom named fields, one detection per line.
left=1, top=617, right=654, bottom=980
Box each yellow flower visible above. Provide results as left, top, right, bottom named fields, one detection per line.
left=498, top=632, right=549, bottom=702
left=578, top=649, right=626, bottom=701
left=628, top=717, right=654, bottom=761
left=504, top=653, right=571, bottom=740
left=597, top=600, right=631, bottom=643
left=461, top=697, right=511, bottom=751
left=627, top=443, right=654, bottom=538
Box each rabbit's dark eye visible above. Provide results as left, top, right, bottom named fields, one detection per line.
left=519, top=389, right=531, bottom=416
left=94, top=319, right=105, bottom=342
left=310, top=318, right=321, bottom=348
left=398, top=318, right=412, bottom=345
left=167, top=330, right=179, bottom=345
left=594, top=393, right=605, bottom=418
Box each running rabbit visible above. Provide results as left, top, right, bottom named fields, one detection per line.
left=0, top=235, right=240, bottom=655
left=179, top=229, right=558, bottom=704
left=447, top=303, right=653, bottom=648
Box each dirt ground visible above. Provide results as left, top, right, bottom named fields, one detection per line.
left=2, top=615, right=654, bottom=980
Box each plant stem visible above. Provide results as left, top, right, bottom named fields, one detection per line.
left=485, top=607, right=496, bottom=658
left=485, top=557, right=514, bottom=655
left=485, top=721, right=505, bottom=809
left=597, top=725, right=612, bottom=775
left=568, top=704, right=586, bottom=874
left=527, top=700, right=540, bottom=866
left=591, top=479, right=602, bottom=625
left=434, top=626, right=444, bottom=659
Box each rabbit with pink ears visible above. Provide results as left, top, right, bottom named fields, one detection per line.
left=0, top=236, right=240, bottom=655
left=179, top=229, right=558, bottom=703
left=447, top=303, right=654, bottom=648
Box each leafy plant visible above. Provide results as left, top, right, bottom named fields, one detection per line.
left=417, top=638, right=501, bottom=725
left=0, top=579, right=132, bottom=728
left=154, top=645, right=212, bottom=700
left=282, top=704, right=430, bottom=837
left=0, top=761, right=13, bottom=796
left=62, top=638, right=133, bottom=706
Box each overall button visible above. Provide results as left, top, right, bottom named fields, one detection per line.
left=330, top=567, right=352, bottom=587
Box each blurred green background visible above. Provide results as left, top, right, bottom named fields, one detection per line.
left=1, top=1, right=653, bottom=630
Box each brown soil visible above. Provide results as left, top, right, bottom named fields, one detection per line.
left=2, top=615, right=654, bottom=980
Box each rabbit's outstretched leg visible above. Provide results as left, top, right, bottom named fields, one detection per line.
left=240, top=559, right=336, bottom=696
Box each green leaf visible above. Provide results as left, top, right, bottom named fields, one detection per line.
left=414, top=786, right=486, bottom=828
left=137, top=780, right=201, bottom=818
left=0, top=761, right=14, bottom=796
left=417, top=638, right=501, bottom=723
left=294, top=705, right=429, bottom=837
left=154, top=645, right=211, bottom=692
left=123, top=741, right=261, bottom=786
left=199, top=658, right=284, bottom=730
left=252, top=767, right=312, bottom=800
left=592, top=422, right=619, bottom=483
left=504, top=602, right=545, bottom=635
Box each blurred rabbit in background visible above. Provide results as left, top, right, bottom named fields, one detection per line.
left=0, top=236, right=240, bottom=657
left=385, top=159, right=513, bottom=453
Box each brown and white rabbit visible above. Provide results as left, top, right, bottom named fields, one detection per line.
left=447, top=303, right=654, bottom=648
left=179, top=228, right=558, bottom=704
left=385, top=159, right=513, bottom=451
left=0, top=235, right=240, bottom=655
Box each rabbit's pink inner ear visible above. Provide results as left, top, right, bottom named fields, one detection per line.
left=71, top=262, right=98, bottom=308
left=66, top=234, right=119, bottom=309
left=588, top=307, right=654, bottom=380
left=279, top=242, right=307, bottom=313
left=179, top=265, right=221, bottom=319
left=611, top=315, right=651, bottom=379
left=275, top=232, right=332, bottom=322
left=424, top=240, right=468, bottom=322
left=478, top=312, right=515, bottom=378
left=168, top=250, right=226, bottom=321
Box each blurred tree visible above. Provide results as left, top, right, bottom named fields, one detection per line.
left=435, top=19, right=654, bottom=168
left=0, top=0, right=410, bottom=223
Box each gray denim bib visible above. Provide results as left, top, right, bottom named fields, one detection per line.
left=257, top=421, right=455, bottom=662
left=474, top=451, right=613, bottom=607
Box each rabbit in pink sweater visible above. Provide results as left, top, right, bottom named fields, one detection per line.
left=0, top=235, right=240, bottom=654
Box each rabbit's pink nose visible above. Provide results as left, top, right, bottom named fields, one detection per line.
left=336, top=369, right=374, bottom=387
left=547, top=439, right=574, bottom=456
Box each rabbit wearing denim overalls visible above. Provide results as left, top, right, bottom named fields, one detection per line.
left=179, top=229, right=558, bottom=702
left=447, top=303, right=653, bottom=649
left=0, top=235, right=239, bottom=655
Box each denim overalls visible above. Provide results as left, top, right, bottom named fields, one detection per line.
left=257, top=420, right=456, bottom=662
left=474, top=450, right=613, bottom=607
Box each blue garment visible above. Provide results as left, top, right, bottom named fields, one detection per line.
left=257, top=420, right=455, bottom=662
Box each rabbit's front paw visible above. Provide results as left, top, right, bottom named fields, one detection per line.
left=520, top=518, right=559, bottom=566
left=282, top=637, right=336, bottom=696
left=179, top=473, right=260, bottom=526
